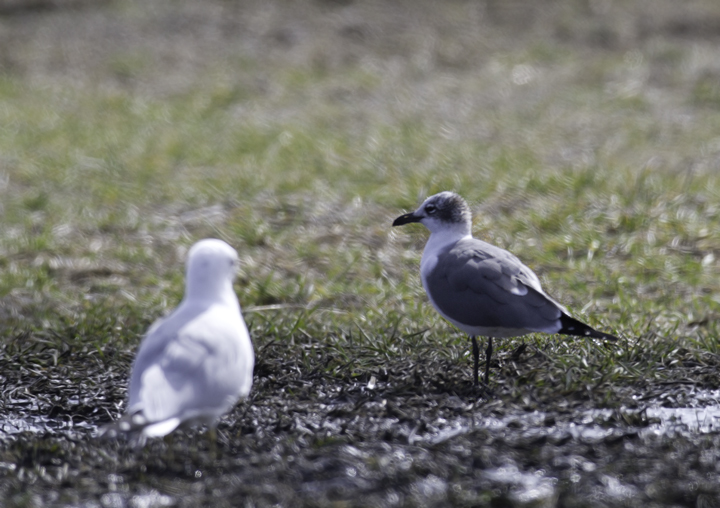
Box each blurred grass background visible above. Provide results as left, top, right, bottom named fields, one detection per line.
left=1, top=0, right=720, bottom=392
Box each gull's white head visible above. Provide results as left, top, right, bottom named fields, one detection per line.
left=185, top=239, right=239, bottom=301
left=392, top=191, right=472, bottom=236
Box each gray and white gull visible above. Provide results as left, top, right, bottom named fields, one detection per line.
left=393, top=191, right=618, bottom=386
left=101, top=238, right=255, bottom=445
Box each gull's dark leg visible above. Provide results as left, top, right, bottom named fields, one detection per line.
left=163, top=433, right=175, bottom=464
left=484, top=337, right=493, bottom=386
left=471, top=336, right=480, bottom=386
left=207, top=426, right=218, bottom=461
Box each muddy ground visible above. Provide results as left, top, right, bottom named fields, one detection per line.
left=3, top=321, right=720, bottom=507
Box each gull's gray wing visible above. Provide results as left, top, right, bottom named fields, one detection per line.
left=425, top=237, right=564, bottom=333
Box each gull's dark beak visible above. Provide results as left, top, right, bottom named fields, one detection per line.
left=392, top=212, right=422, bottom=227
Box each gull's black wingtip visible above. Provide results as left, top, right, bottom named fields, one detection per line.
left=558, top=314, right=619, bottom=341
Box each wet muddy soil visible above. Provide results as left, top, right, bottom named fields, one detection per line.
left=2, top=328, right=720, bottom=508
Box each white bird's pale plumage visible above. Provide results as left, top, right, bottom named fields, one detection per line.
left=101, top=238, right=254, bottom=444
left=393, top=191, right=618, bottom=386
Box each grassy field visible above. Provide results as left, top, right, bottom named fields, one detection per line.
left=2, top=0, right=720, bottom=506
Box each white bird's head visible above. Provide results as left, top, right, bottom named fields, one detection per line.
left=185, top=239, right=239, bottom=301
left=392, top=191, right=472, bottom=236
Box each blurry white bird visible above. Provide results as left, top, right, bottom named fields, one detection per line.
left=101, top=239, right=254, bottom=445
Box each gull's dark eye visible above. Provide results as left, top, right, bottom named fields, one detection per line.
left=425, top=204, right=437, bottom=215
